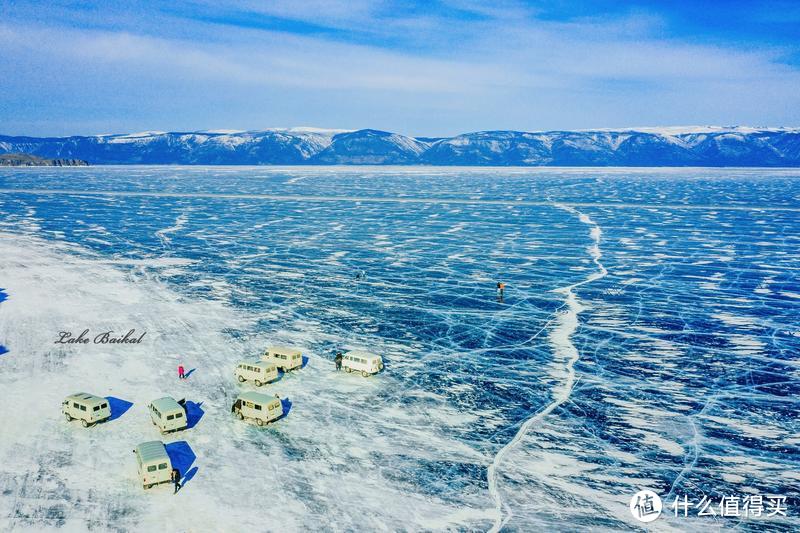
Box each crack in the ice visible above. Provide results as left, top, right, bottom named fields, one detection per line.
left=486, top=202, right=608, bottom=532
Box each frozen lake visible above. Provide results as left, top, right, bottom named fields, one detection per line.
left=0, top=167, right=798, bottom=531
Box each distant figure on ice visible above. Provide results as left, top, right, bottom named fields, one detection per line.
left=171, top=467, right=181, bottom=494
left=335, top=352, right=343, bottom=371
left=178, top=365, right=185, bottom=380
left=355, top=269, right=366, bottom=281
left=496, top=282, right=506, bottom=299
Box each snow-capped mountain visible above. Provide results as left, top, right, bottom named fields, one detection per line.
left=1, top=126, right=798, bottom=166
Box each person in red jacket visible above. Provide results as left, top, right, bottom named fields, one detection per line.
left=178, top=365, right=185, bottom=379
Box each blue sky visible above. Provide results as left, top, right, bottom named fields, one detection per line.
left=1, top=0, right=799, bottom=136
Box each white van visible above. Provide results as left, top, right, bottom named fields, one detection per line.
left=148, top=397, right=187, bottom=434
left=231, top=391, right=283, bottom=426
left=342, top=351, right=384, bottom=377
left=62, top=392, right=111, bottom=427
left=262, top=345, right=303, bottom=371
left=235, top=361, right=279, bottom=386
left=133, top=440, right=172, bottom=489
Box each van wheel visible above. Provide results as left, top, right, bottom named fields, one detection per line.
left=345, top=367, right=352, bottom=373
left=255, top=379, right=262, bottom=387
left=81, top=420, right=89, bottom=428
left=379, top=363, right=384, bottom=371
left=145, top=484, right=153, bottom=490
left=256, top=418, right=264, bottom=427
left=237, top=375, right=245, bottom=382
left=64, top=413, right=72, bottom=422
left=361, top=370, right=369, bottom=377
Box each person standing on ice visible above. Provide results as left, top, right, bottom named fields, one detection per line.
left=178, top=364, right=185, bottom=380
left=171, top=467, right=181, bottom=494
left=496, top=282, right=506, bottom=299
left=334, top=352, right=343, bottom=371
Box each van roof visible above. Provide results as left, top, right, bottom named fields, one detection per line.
left=240, top=360, right=275, bottom=370
left=237, top=391, right=279, bottom=405
left=267, top=345, right=302, bottom=355
left=345, top=350, right=381, bottom=360
left=136, top=441, right=169, bottom=464
left=150, top=396, right=184, bottom=413
left=65, top=392, right=106, bottom=406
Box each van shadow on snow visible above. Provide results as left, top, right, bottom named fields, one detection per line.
left=278, top=397, right=292, bottom=420
left=166, top=441, right=197, bottom=488
left=105, top=397, right=133, bottom=421
left=184, top=401, right=204, bottom=429
left=0, top=288, right=7, bottom=356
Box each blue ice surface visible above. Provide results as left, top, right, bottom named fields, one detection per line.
left=1, top=167, right=798, bottom=529
left=0, top=288, right=7, bottom=356
left=105, top=397, right=133, bottom=421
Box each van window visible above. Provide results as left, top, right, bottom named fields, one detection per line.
left=255, top=367, right=260, bottom=373
left=245, top=401, right=254, bottom=408
left=101, top=403, right=108, bottom=409
left=268, top=404, right=274, bottom=410
left=175, top=412, right=183, bottom=419
left=158, top=463, right=168, bottom=470
left=93, top=405, right=100, bottom=411
left=167, top=414, right=175, bottom=420
left=147, top=465, right=157, bottom=472
left=79, top=404, right=87, bottom=411
left=254, top=404, right=262, bottom=411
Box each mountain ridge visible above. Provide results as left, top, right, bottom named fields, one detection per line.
left=1, top=126, right=799, bottom=166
